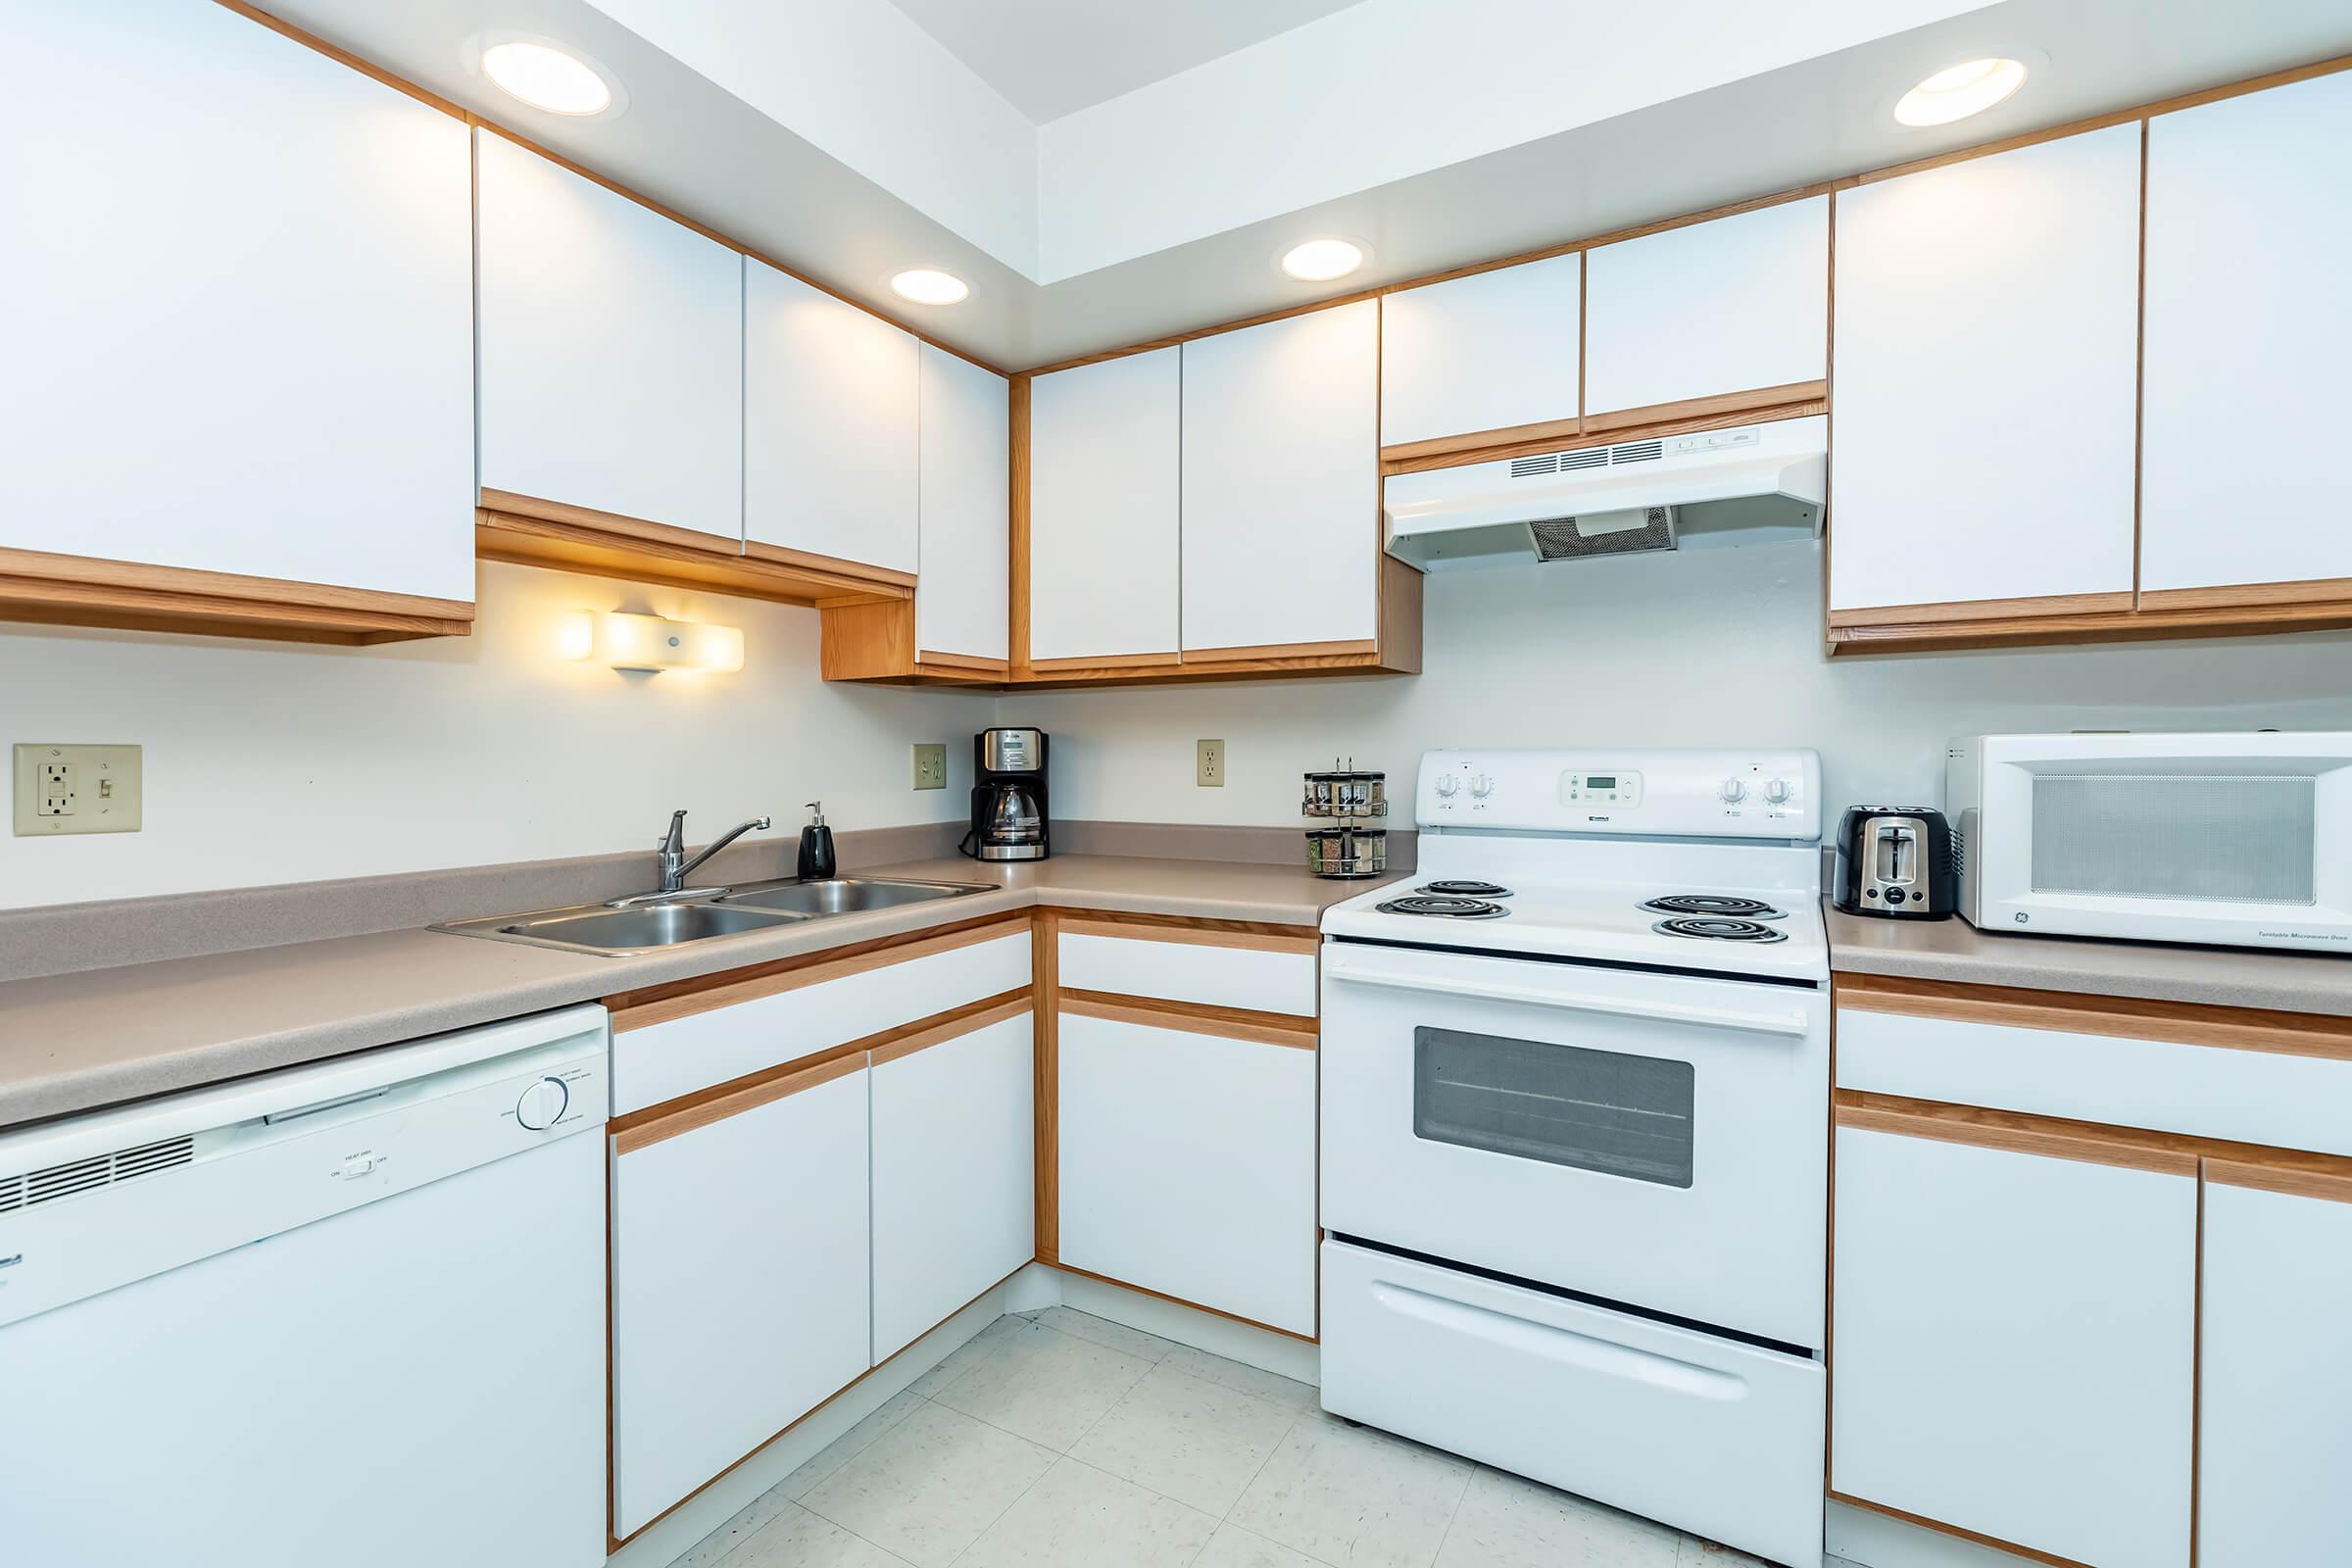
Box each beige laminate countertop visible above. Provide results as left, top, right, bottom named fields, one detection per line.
left=1826, top=903, right=2352, bottom=1017
left=0, top=855, right=1399, bottom=1132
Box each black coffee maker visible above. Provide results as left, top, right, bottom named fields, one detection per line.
left=964, top=727, right=1049, bottom=861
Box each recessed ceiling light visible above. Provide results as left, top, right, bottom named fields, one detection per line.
left=481, top=40, right=614, bottom=117
left=1281, top=238, right=1367, bottom=282
left=891, top=269, right=970, bottom=306
left=1894, top=57, right=2028, bottom=126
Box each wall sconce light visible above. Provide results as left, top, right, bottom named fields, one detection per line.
left=560, top=611, right=745, bottom=673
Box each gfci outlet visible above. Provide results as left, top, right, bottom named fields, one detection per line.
left=14, top=744, right=142, bottom=836
left=911, top=743, right=948, bottom=791
left=1197, top=739, right=1225, bottom=788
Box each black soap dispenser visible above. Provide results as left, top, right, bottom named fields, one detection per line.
left=796, top=801, right=837, bottom=880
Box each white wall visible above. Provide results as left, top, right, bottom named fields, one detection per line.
left=0, top=563, right=987, bottom=910
left=997, top=540, right=2352, bottom=824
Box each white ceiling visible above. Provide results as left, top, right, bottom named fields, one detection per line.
left=886, top=0, right=1369, bottom=122
left=263, top=0, right=2352, bottom=369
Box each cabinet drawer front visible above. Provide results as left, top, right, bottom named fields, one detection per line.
left=1057, top=1013, right=1316, bottom=1334
left=1831, top=1121, right=2194, bottom=1568
left=614, top=931, right=1031, bottom=1112
left=1836, top=1002, right=2352, bottom=1157
left=1058, top=929, right=1315, bottom=1017
left=1322, top=1240, right=1825, bottom=1568
left=612, top=1067, right=871, bottom=1538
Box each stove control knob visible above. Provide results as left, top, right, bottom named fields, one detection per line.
left=515, top=1076, right=568, bottom=1132
left=1719, top=777, right=1748, bottom=804
left=1763, top=777, right=1791, bottom=805
left=1470, top=774, right=1495, bottom=798
left=1435, top=774, right=1459, bottom=798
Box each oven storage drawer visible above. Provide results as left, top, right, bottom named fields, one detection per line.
left=1057, top=922, right=1316, bottom=1017
left=1320, top=1240, right=1824, bottom=1568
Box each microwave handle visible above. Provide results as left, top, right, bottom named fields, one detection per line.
left=1323, top=959, right=1812, bottom=1038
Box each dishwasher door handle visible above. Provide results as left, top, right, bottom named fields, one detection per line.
left=1323, top=960, right=1813, bottom=1038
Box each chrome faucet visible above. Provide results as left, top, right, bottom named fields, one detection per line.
left=616, top=809, right=772, bottom=905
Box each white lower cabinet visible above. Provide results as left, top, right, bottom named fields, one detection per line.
left=1057, top=1014, right=1317, bottom=1335
left=2198, top=1167, right=2352, bottom=1566
left=870, top=1012, right=1036, bottom=1360
left=611, top=1062, right=872, bottom=1539
left=1831, top=1115, right=2196, bottom=1568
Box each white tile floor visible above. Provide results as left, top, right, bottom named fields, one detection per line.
left=666, top=1307, right=1771, bottom=1568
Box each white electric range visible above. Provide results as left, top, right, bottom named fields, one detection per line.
left=1318, top=749, right=1830, bottom=1568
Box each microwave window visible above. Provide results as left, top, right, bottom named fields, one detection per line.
left=2029, top=774, right=2317, bottom=905
left=1412, top=1027, right=1694, bottom=1188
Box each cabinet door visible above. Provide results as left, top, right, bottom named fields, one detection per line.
left=476, top=129, right=742, bottom=540
left=0, top=0, right=472, bottom=602
left=745, top=260, right=920, bottom=573
left=1586, top=197, right=1828, bottom=418
left=2198, top=1164, right=2352, bottom=1566
left=1057, top=1012, right=1317, bottom=1335
left=870, top=1011, right=1034, bottom=1360
left=1182, top=302, right=1380, bottom=655
left=915, top=346, right=1010, bottom=662
left=1027, top=349, right=1180, bottom=663
left=1380, top=256, right=1581, bottom=448
left=612, top=1061, right=871, bottom=1538
left=1831, top=1113, right=2194, bottom=1568
left=1829, top=126, right=2140, bottom=615
left=2143, top=72, right=2352, bottom=598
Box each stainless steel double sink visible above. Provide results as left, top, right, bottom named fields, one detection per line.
left=432, top=875, right=996, bottom=956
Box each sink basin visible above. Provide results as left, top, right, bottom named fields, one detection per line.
left=493, top=903, right=808, bottom=950
left=719, top=877, right=992, bottom=916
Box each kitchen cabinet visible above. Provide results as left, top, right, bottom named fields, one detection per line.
left=1026, top=348, right=1183, bottom=667
left=1584, top=198, right=1828, bottom=421
left=1056, top=918, right=1318, bottom=1017
left=745, top=261, right=920, bottom=577
left=2197, top=1163, right=2352, bottom=1565
left=1379, top=255, right=1582, bottom=452
left=0, top=0, right=474, bottom=641
left=2142, top=71, right=2352, bottom=603
left=611, top=1056, right=872, bottom=1540
left=1831, top=1106, right=2195, bottom=1568
left=1182, top=301, right=1381, bottom=656
left=870, top=1008, right=1035, bottom=1359
left=476, top=128, right=743, bottom=544
left=1828, top=125, right=2141, bottom=630
left=914, top=347, right=1011, bottom=666
left=1056, top=1006, right=1318, bottom=1335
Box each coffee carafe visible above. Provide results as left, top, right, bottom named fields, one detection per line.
left=965, top=727, right=1049, bottom=861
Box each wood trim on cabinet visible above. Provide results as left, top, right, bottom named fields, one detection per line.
left=1833, top=971, right=2352, bottom=1062
left=2203, top=1155, right=2352, bottom=1205
left=1834, top=1096, right=2199, bottom=1177
left=1047, top=1260, right=1318, bottom=1344
left=1058, top=990, right=1318, bottom=1051
left=1027, top=651, right=1183, bottom=672
left=1828, top=590, right=2138, bottom=629
left=915, top=649, right=1011, bottom=674
left=1007, top=375, right=1034, bottom=676
left=1380, top=392, right=1830, bottom=477
left=818, top=599, right=1004, bottom=685
left=1828, top=1493, right=2096, bottom=1568
left=0, top=545, right=473, bottom=644
left=478, top=509, right=907, bottom=609
left=2139, top=577, right=2352, bottom=612
left=1032, top=909, right=1061, bottom=1263
left=1056, top=912, right=1321, bottom=954
left=1378, top=414, right=1586, bottom=467
left=611, top=1050, right=865, bottom=1155
left=602, top=914, right=1030, bottom=1031
left=1182, top=638, right=1378, bottom=664
left=1582, top=378, right=1830, bottom=433
left=744, top=538, right=916, bottom=589
left=866, top=994, right=1032, bottom=1067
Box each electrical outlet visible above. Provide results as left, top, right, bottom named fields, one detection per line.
left=14, top=744, right=142, bottom=836
left=1197, top=739, right=1225, bottom=788
left=911, top=743, right=948, bottom=791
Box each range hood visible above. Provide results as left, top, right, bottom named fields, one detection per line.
left=1384, top=415, right=1826, bottom=571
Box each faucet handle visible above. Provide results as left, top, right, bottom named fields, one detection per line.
left=660, top=808, right=687, bottom=854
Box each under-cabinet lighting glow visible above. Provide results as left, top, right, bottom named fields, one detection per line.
left=891, top=269, right=970, bottom=305
left=1280, top=238, right=1367, bottom=282
left=1894, top=58, right=2028, bottom=126
left=562, top=612, right=744, bottom=673
left=482, top=40, right=615, bottom=117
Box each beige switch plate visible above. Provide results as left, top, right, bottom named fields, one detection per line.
left=1197, top=739, right=1225, bottom=788
left=912, top=743, right=948, bottom=791
left=14, top=743, right=142, bottom=835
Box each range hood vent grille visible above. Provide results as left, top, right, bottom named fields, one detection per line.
left=1509, top=437, right=1664, bottom=480
left=1530, top=507, right=1677, bottom=562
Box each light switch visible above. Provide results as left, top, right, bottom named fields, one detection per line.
left=13, top=744, right=142, bottom=835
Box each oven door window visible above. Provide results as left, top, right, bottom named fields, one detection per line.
left=1412, top=1026, right=1695, bottom=1188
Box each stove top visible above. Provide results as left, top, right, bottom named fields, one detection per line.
left=1417, top=880, right=1513, bottom=898
left=1376, top=894, right=1509, bottom=919
left=1641, top=893, right=1785, bottom=920
left=1652, top=915, right=1789, bottom=944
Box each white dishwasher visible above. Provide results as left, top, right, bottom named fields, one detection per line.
left=0, top=1004, right=611, bottom=1568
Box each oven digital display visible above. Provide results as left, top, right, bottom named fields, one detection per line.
left=1585, top=776, right=1616, bottom=790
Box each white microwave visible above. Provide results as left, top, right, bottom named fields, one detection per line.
left=1947, top=732, right=2352, bottom=953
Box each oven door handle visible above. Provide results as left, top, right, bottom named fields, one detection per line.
left=1323, top=960, right=1813, bottom=1038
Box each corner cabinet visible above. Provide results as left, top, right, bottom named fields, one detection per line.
left=0, top=0, right=474, bottom=643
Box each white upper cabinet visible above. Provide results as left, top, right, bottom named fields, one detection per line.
left=745, top=261, right=920, bottom=573
left=476, top=129, right=742, bottom=540
left=2143, top=72, right=2352, bottom=597
left=1829, top=126, right=2141, bottom=614
left=1182, top=302, right=1381, bottom=654
left=915, top=346, right=1010, bottom=662
left=0, top=0, right=472, bottom=602
left=1028, top=348, right=1181, bottom=663
left=1380, top=255, right=1582, bottom=447
left=1585, top=198, right=1829, bottom=417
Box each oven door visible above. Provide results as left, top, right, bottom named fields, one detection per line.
left=1321, top=938, right=1829, bottom=1349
